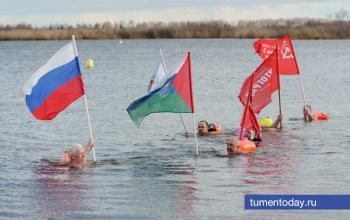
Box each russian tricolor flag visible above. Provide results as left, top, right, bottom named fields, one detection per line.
left=22, top=41, right=84, bottom=120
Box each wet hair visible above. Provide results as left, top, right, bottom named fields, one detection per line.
left=198, top=120, right=209, bottom=128
left=226, top=138, right=240, bottom=148
left=67, top=143, right=84, bottom=158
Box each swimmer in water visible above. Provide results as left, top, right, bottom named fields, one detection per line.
left=304, top=105, right=329, bottom=121
left=226, top=138, right=240, bottom=157
left=289, top=105, right=327, bottom=122
left=260, top=114, right=283, bottom=129
left=185, top=120, right=222, bottom=137
left=303, top=105, right=317, bottom=122
left=240, top=114, right=282, bottom=141
left=60, top=138, right=95, bottom=168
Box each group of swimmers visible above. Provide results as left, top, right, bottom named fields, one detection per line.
left=60, top=103, right=326, bottom=168
left=193, top=113, right=281, bottom=157
left=192, top=104, right=325, bottom=157
left=224, top=105, right=327, bottom=157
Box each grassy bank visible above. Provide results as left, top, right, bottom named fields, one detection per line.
left=1, top=19, right=350, bottom=40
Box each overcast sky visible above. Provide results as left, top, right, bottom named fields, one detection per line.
left=1, top=0, right=349, bottom=25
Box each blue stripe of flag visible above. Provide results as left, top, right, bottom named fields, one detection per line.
left=26, top=57, right=81, bottom=112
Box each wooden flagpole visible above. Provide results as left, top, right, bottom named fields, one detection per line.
left=72, top=35, right=96, bottom=161
left=276, top=45, right=283, bottom=129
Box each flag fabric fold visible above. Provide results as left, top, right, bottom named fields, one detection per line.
left=239, top=73, right=262, bottom=141
left=22, top=41, right=84, bottom=120
left=253, top=35, right=299, bottom=75
left=239, top=49, right=279, bottom=114
left=149, top=61, right=167, bottom=92
left=240, top=102, right=262, bottom=141
left=127, top=53, right=194, bottom=126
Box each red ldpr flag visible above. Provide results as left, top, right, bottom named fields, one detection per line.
left=240, top=102, right=262, bottom=140
left=253, top=35, right=299, bottom=75
left=239, top=50, right=279, bottom=114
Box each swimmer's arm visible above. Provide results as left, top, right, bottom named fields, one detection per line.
left=303, top=110, right=314, bottom=122
left=303, top=106, right=314, bottom=122
left=84, top=138, right=95, bottom=160
left=304, top=114, right=313, bottom=122
left=271, top=114, right=282, bottom=128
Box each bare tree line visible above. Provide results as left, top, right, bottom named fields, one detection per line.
left=1, top=10, right=349, bottom=40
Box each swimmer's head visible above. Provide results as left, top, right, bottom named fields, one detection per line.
left=67, top=143, right=85, bottom=165
left=208, top=123, right=217, bottom=132
left=197, top=120, right=209, bottom=135
left=304, top=105, right=312, bottom=112
left=226, top=138, right=240, bottom=157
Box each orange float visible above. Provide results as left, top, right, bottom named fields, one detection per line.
left=239, top=141, right=256, bottom=153
left=211, top=126, right=223, bottom=135
left=208, top=124, right=223, bottom=135
left=60, top=152, right=71, bottom=163
left=314, top=112, right=328, bottom=120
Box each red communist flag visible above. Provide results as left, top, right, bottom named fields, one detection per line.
left=239, top=49, right=279, bottom=114
left=254, top=39, right=276, bottom=59
left=253, top=35, right=299, bottom=75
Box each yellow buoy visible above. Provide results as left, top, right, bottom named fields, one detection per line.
left=85, top=58, right=94, bottom=69
left=259, top=117, right=273, bottom=128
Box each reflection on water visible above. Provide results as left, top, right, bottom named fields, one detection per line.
left=240, top=154, right=297, bottom=191
left=239, top=129, right=298, bottom=192
left=128, top=152, right=198, bottom=219
left=33, top=161, right=90, bottom=219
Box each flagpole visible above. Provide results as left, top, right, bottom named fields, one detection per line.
left=187, top=52, right=199, bottom=155
left=298, top=74, right=307, bottom=106
left=192, top=114, right=199, bottom=155
left=72, top=35, right=96, bottom=161
left=276, top=45, right=283, bottom=129
left=288, top=35, right=307, bottom=106
left=159, top=48, right=189, bottom=134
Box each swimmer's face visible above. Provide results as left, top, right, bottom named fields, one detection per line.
left=244, top=130, right=250, bottom=138
left=197, top=122, right=208, bottom=135
left=71, top=150, right=85, bottom=164
left=226, top=140, right=239, bottom=156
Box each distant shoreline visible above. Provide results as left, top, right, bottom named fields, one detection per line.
left=1, top=19, right=350, bottom=40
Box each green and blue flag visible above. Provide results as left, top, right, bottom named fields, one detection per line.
left=127, top=52, right=194, bottom=126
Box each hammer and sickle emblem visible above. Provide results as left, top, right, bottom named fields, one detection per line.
left=280, top=42, right=294, bottom=60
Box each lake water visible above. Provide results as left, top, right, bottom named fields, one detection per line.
left=1, top=39, right=350, bottom=219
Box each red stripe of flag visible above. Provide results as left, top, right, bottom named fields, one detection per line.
left=173, top=53, right=194, bottom=113
left=33, top=76, right=84, bottom=120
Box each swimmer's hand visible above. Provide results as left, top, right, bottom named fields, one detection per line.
left=277, top=114, right=283, bottom=122
left=303, top=106, right=311, bottom=114
left=84, top=138, right=95, bottom=157
left=271, top=114, right=283, bottom=128
left=88, top=138, right=95, bottom=148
